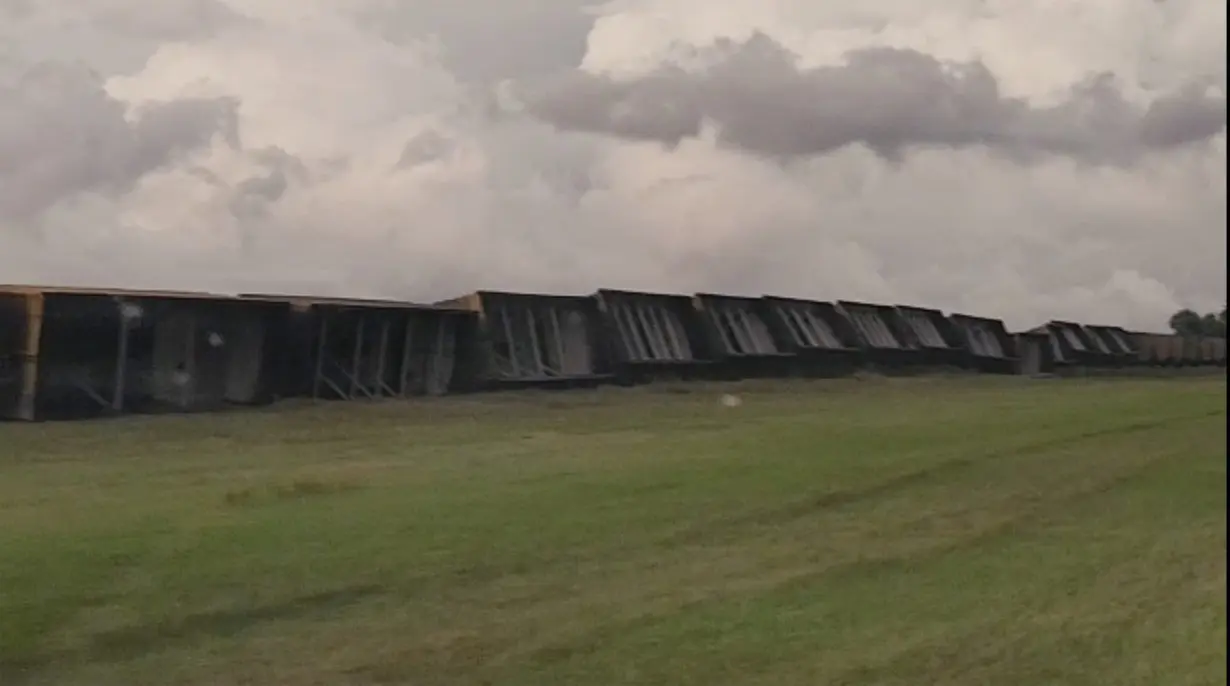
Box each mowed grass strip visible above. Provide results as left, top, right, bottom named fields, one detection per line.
left=0, top=376, right=1224, bottom=686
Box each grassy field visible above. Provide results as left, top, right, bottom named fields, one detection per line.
left=0, top=375, right=1225, bottom=686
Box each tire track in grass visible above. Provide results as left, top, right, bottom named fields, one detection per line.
left=661, top=410, right=1220, bottom=546
left=374, top=412, right=1216, bottom=680
left=484, top=446, right=1194, bottom=685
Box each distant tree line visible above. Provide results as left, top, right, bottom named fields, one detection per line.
left=1169, top=307, right=1227, bottom=338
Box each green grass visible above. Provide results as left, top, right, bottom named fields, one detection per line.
left=0, top=375, right=1225, bottom=686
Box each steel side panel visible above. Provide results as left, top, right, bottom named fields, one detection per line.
left=0, top=293, right=42, bottom=419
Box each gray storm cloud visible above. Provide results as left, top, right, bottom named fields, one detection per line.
left=0, top=1, right=1224, bottom=331
left=0, top=61, right=239, bottom=221
left=524, top=33, right=1227, bottom=164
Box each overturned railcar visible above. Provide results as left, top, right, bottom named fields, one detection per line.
left=1072, top=323, right=1121, bottom=367
left=834, top=301, right=921, bottom=368
left=593, top=289, right=713, bottom=382
left=1013, top=330, right=1056, bottom=375
left=692, top=294, right=795, bottom=378
left=1084, top=325, right=1138, bottom=367
left=760, top=296, right=863, bottom=376
left=437, top=291, right=612, bottom=389
left=1, top=286, right=283, bottom=420
left=949, top=313, right=1018, bottom=374
left=247, top=295, right=471, bottom=401
left=889, top=305, right=968, bottom=368
left=1034, top=321, right=1117, bottom=369
left=1024, top=325, right=1071, bottom=370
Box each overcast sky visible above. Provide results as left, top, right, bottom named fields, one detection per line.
left=0, top=0, right=1224, bottom=330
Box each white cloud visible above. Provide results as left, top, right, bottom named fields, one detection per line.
left=0, top=0, right=1224, bottom=331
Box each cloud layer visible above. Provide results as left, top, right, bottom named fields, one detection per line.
left=0, top=0, right=1225, bottom=331
left=525, top=33, right=1225, bottom=165
left=1, top=62, right=238, bottom=221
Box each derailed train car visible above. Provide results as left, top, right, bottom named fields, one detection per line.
left=1013, top=329, right=1056, bottom=376
left=0, top=286, right=474, bottom=420
left=889, top=305, right=968, bottom=368
left=691, top=293, right=796, bottom=378
left=593, top=289, right=715, bottom=382
left=1031, top=321, right=1121, bottom=369
left=948, top=313, right=1018, bottom=374
left=436, top=291, right=613, bottom=389
left=834, top=300, right=920, bottom=368
left=249, top=295, right=472, bottom=402
left=759, top=296, right=864, bottom=376
left=1, top=286, right=285, bottom=420
left=1069, top=322, right=1122, bottom=367
left=1084, top=325, right=1140, bottom=367
left=833, top=301, right=978, bottom=370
